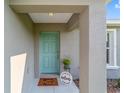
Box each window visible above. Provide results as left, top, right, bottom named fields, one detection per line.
left=106, top=29, right=119, bottom=69
left=106, top=49, right=109, bottom=64
left=106, top=33, right=110, bottom=64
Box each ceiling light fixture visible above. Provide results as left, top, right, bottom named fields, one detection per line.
left=48, top=13, right=54, bottom=16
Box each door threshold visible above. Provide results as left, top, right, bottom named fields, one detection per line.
left=40, top=74, right=59, bottom=78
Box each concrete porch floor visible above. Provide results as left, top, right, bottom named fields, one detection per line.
left=29, top=77, right=79, bottom=93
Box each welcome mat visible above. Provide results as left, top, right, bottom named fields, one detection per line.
left=38, top=78, right=58, bottom=86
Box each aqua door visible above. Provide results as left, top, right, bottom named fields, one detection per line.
left=39, top=32, right=60, bottom=74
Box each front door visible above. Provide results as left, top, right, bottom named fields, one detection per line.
left=39, top=32, right=60, bottom=74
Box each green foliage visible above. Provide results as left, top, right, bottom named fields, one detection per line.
left=63, top=58, right=71, bottom=65
left=116, top=79, right=120, bottom=88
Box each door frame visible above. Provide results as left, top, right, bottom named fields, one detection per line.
left=39, top=31, right=60, bottom=75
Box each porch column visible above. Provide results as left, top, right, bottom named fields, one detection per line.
left=79, top=1, right=106, bottom=93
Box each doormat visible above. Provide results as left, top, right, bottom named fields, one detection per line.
left=38, top=78, right=58, bottom=86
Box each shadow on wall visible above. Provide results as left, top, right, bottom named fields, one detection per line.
left=10, top=53, right=27, bottom=93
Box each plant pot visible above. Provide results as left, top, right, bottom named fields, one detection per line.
left=64, top=65, right=70, bottom=70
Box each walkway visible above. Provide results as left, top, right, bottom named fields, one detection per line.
left=29, top=78, right=79, bottom=93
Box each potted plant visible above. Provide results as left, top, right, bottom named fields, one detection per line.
left=63, top=58, right=71, bottom=70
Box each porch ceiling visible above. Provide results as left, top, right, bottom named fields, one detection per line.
left=29, top=13, right=73, bottom=23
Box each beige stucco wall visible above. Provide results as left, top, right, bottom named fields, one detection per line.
left=67, top=14, right=79, bottom=31
left=10, top=0, right=89, bottom=5
left=79, top=1, right=106, bottom=93
left=4, top=0, right=34, bottom=93
left=10, top=0, right=109, bottom=4
left=79, top=7, right=89, bottom=93
left=61, top=29, right=80, bottom=79
left=89, top=1, right=106, bottom=93
left=34, top=24, right=80, bottom=79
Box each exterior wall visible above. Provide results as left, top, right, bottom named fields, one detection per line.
left=107, top=69, right=120, bottom=79
left=79, top=8, right=89, bottom=93
left=107, top=25, right=120, bottom=79
left=10, top=0, right=89, bottom=5
left=34, top=24, right=80, bottom=79
left=67, top=14, right=79, bottom=31
left=61, top=29, right=80, bottom=79
left=10, top=0, right=109, bottom=5
left=89, top=1, right=106, bottom=92
left=79, top=1, right=106, bottom=93
left=4, top=0, right=34, bottom=93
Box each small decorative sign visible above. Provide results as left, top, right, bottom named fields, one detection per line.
left=60, top=71, right=73, bottom=85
